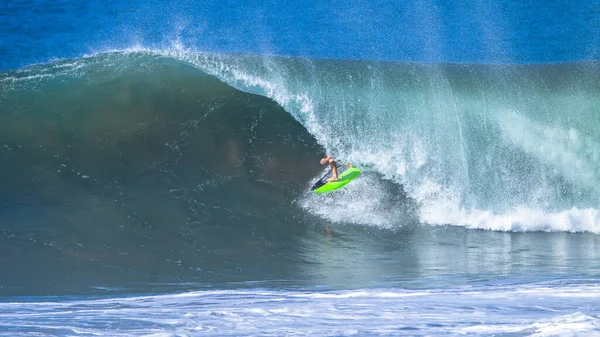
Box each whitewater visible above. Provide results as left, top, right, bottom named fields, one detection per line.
left=2, top=282, right=600, bottom=336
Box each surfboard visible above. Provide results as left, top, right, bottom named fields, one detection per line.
left=311, top=164, right=361, bottom=194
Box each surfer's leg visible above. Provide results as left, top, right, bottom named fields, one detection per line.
left=327, top=159, right=338, bottom=182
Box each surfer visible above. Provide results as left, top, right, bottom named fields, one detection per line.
left=312, top=156, right=358, bottom=193
left=320, top=156, right=339, bottom=182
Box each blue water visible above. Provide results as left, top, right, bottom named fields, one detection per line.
left=2, top=0, right=600, bottom=70
left=2, top=1, right=600, bottom=336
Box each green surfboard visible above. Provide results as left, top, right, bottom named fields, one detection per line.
left=311, top=164, right=361, bottom=194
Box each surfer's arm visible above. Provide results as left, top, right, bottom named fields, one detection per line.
left=320, top=156, right=332, bottom=165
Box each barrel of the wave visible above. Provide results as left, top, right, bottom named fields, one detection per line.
left=311, top=164, right=361, bottom=194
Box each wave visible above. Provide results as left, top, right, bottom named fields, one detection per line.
left=3, top=49, right=600, bottom=236
left=2, top=47, right=600, bottom=295
left=146, top=47, right=600, bottom=233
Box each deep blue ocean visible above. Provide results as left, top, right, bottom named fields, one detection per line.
left=2, top=1, right=600, bottom=336
left=3, top=0, right=600, bottom=70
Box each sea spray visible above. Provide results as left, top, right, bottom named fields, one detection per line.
left=169, top=51, right=600, bottom=232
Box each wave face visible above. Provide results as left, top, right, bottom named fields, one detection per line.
left=0, top=53, right=326, bottom=294
left=163, top=51, right=600, bottom=233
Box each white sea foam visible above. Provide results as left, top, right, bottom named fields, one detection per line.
left=530, top=313, right=600, bottom=337
left=420, top=200, right=600, bottom=233
left=1, top=282, right=599, bottom=336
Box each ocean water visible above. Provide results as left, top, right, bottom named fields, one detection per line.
left=2, top=1, right=600, bottom=336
